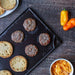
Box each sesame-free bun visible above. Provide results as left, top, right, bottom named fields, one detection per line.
left=0, top=70, right=12, bottom=75
left=10, top=56, right=27, bottom=72
left=0, top=41, right=13, bottom=58
left=0, top=0, right=16, bottom=10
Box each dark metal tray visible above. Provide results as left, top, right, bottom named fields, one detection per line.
left=0, top=8, right=61, bottom=75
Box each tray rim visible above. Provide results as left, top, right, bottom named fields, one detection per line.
left=0, top=8, right=62, bottom=75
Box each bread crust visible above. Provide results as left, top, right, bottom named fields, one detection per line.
left=0, top=0, right=16, bottom=10
left=0, top=41, right=13, bottom=58
left=0, top=7, right=5, bottom=15
left=0, top=70, right=12, bottom=75
left=10, top=55, right=27, bottom=72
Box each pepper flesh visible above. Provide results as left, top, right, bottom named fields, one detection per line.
left=51, top=60, right=72, bottom=75
left=60, top=9, right=68, bottom=26
left=63, top=18, right=75, bottom=31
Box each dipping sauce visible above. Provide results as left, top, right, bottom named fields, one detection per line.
left=51, top=60, right=72, bottom=75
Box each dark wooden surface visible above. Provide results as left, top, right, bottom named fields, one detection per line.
left=0, top=0, right=75, bottom=75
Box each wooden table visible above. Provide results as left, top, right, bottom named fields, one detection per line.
left=0, top=0, right=75, bottom=75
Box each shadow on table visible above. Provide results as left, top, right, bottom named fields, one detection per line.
left=18, top=0, right=22, bottom=7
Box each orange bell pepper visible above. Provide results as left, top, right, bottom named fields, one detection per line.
left=63, top=18, right=75, bottom=31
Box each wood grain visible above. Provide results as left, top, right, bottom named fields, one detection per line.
left=0, top=0, right=75, bottom=75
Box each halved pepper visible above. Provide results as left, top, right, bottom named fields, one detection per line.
left=63, top=18, right=75, bottom=31
left=60, top=9, right=68, bottom=26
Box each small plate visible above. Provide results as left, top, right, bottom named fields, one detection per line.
left=0, top=0, right=19, bottom=18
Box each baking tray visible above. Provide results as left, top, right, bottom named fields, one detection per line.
left=0, top=8, right=61, bottom=75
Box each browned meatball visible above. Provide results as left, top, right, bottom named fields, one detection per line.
left=39, top=33, right=50, bottom=46
left=23, top=18, right=36, bottom=32
left=25, top=44, right=38, bottom=57
left=11, top=30, right=24, bottom=43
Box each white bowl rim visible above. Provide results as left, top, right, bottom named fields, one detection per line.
left=49, top=58, right=74, bottom=75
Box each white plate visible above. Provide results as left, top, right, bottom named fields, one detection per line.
left=49, top=58, right=74, bottom=75
left=0, top=0, right=19, bottom=18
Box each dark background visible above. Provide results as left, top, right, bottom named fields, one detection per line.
left=0, top=0, right=75, bottom=75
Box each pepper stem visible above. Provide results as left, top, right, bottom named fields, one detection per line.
left=63, top=9, right=66, bottom=11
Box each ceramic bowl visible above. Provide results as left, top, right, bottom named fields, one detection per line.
left=50, top=58, right=74, bottom=75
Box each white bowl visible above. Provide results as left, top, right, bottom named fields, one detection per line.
left=0, top=0, right=19, bottom=18
left=50, top=58, right=74, bottom=75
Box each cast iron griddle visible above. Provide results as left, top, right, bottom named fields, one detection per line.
left=0, top=8, right=61, bottom=75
